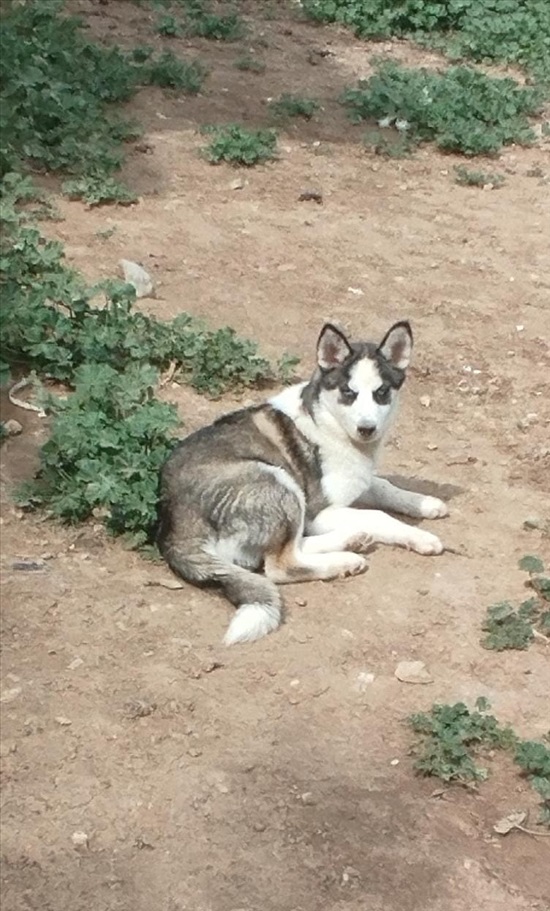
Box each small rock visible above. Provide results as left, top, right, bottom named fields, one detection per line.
left=119, top=259, right=154, bottom=298
left=427, top=443, right=438, bottom=451
left=0, top=687, right=22, bottom=703
left=300, top=792, right=315, bottom=805
left=356, top=671, right=375, bottom=692
left=67, top=658, right=84, bottom=670
left=394, top=660, right=433, bottom=685
left=3, top=419, right=22, bottom=436
left=124, top=699, right=156, bottom=719
left=55, top=716, right=73, bottom=726
left=298, top=189, right=323, bottom=204
left=390, top=758, right=400, bottom=766
left=71, top=831, right=89, bottom=848
left=523, top=516, right=541, bottom=530
left=420, top=395, right=431, bottom=408
left=229, top=177, right=245, bottom=190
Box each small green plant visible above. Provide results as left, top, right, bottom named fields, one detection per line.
left=156, top=13, right=184, bottom=37
left=481, top=556, right=550, bottom=650
left=454, top=165, right=505, bottom=187
left=145, top=51, right=206, bottom=91
left=341, top=62, right=542, bottom=156
left=408, top=699, right=516, bottom=783
left=515, top=741, right=550, bottom=827
left=234, top=55, right=266, bottom=74
left=408, top=699, right=550, bottom=828
left=202, top=124, right=278, bottom=166
left=62, top=176, right=138, bottom=207
left=269, top=93, right=320, bottom=120
left=186, top=6, right=244, bottom=41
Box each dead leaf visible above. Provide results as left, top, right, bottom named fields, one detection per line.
left=493, top=811, right=527, bottom=835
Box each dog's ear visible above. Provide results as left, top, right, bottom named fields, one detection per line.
left=378, top=321, right=413, bottom=369
left=317, top=324, right=353, bottom=370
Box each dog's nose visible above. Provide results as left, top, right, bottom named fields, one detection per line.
left=357, top=423, right=376, bottom=439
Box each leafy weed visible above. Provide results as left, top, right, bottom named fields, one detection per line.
left=409, top=699, right=550, bottom=827
left=301, top=1, right=550, bottom=84
left=234, top=55, right=266, bottom=74
left=481, top=556, right=550, bottom=650
left=269, top=93, right=320, bottom=120
left=202, top=124, right=278, bottom=166
left=144, top=51, right=206, bottom=91
left=454, top=165, right=505, bottom=187
left=62, top=176, right=138, bottom=207
left=341, top=61, right=542, bottom=156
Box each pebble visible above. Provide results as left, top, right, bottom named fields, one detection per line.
left=3, top=419, right=22, bottom=436
left=394, top=660, right=433, bottom=685
left=0, top=687, right=22, bottom=703
left=71, top=831, right=89, bottom=848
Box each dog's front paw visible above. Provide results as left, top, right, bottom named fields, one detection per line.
left=338, top=553, right=369, bottom=577
left=420, top=496, right=449, bottom=519
left=409, top=530, right=444, bottom=556
left=345, top=532, right=374, bottom=554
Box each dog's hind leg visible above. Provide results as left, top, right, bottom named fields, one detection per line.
left=265, top=541, right=367, bottom=584
left=310, top=506, right=444, bottom=555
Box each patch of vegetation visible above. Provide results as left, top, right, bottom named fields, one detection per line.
left=148, top=0, right=245, bottom=41
left=17, top=364, right=180, bottom=547
left=269, top=93, right=320, bottom=120
left=301, top=1, right=550, bottom=84
left=515, top=741, right=550, bottom=827
left=234, top=55, right=266, bottom=74
left=454, top=165, right=505, bottom=187
left=187, top=7, right=244, bottom=42
left=156, top=13, right=184, bottom=37
left=409, top=699, right=550, bottom=827
left=408, top=699, right=516, bottom=783
left=145, top=51, right=207, bottom=91
left=0, top=3, right=207, bottom=203
left=341, top=62, right=542, bottom=156
left=481, top=556, right=550, bottom=650
left=62, top=176, right=138, bottom=207
left=202, top=124, right=278, bottom=166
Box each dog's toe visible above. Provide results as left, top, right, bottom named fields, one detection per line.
left=420, top=496, right=449, bottom=519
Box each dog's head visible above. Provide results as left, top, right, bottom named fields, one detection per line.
left=308, top=321, right=413, bottom=445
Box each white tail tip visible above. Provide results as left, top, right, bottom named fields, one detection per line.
left=224, top=602, right=281, bottom=646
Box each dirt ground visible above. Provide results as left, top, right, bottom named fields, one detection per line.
left=1, top=3, right=550, bottom=910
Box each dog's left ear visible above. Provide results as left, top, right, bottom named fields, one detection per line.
left=378, top=321, right=413, bottom=369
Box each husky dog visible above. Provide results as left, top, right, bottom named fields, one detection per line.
left=157, top=321, right=448, bottom=646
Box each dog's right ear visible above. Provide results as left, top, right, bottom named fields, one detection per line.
left=317, top=324, right=353, bottom=370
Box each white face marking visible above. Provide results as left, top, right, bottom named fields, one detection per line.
left=321, top=357, right=398, bottom=444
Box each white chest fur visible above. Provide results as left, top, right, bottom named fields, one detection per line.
left=270, top=384, right=378, bottom=507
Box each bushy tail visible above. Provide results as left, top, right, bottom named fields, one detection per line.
left=161, top=545, right=282, bottom=646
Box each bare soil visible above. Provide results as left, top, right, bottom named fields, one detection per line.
left=1, top=3, right=550, bottom=910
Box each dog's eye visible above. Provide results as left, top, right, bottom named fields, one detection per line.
left=374, top=385, right=391, bottom=404
left=341, top=385, right=358, bottom=403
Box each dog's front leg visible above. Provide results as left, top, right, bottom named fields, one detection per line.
left=359, top=476, right=448, bottom=520
left=310, top=506, right=444, bottom=555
